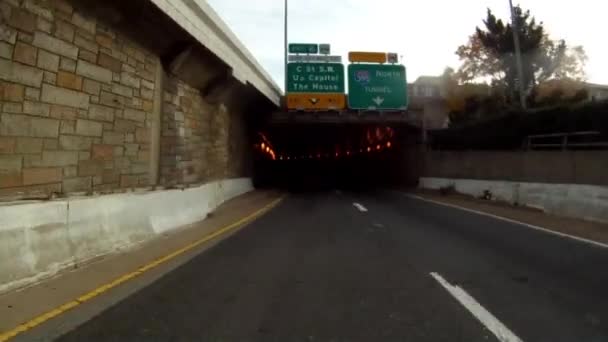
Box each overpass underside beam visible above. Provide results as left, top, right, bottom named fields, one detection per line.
left=270, top=110, right=422, bottom=126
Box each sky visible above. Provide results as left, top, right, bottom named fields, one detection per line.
left=206, top=0, right=607, bottom=89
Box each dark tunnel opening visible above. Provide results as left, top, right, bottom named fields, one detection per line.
left=252, top=124, right=423, bottom=193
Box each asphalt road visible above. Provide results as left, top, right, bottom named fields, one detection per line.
left=58, top=191, right=608, bottom=341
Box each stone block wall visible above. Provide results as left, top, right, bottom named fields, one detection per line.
left=1, top=0, right=254, bottom=201
left=1, top=0, right=157, bottom=199
left=160, top=78, right=208, bottom=186
left=225, top=102, right=250, bottom=179
left=160, top=77, right=250, bottom=186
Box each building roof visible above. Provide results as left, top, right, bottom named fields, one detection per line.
left=414, top=76, right=442, bottom=85
left=585, top=82, right=608, bottom=91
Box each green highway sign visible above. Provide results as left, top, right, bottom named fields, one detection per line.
left=319, top=44, right=331, bottom=55
left=347, top=64, right=408, bottom=110
left=287, top=63, right=345, bottom=93
left=288, top=55, right=342, bottom=63
left=289, top=43, right=318, bottom=54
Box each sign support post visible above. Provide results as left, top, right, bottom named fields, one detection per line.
left=283, top=0, right=288, bottom=96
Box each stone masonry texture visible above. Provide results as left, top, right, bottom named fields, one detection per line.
left=159, top=77, right=249, bottom=187
left=0, top=0, right=156, bottom=198
left=0, top=0, right=251, bottom=200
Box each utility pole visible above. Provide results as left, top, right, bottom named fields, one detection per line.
left=509, top=0, right=527, bottom=110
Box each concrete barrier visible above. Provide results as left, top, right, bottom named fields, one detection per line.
left=0, top=178, right=253, bottom=294
left=419, top=177, right=608, bottom=224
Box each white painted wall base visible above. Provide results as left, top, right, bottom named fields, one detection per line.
left=419, top=177, right=608, bottom=224
left=0, top=178, right=252, bottom=294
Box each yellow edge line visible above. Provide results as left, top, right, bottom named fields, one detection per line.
left=0, top=196, right=285, bottom=342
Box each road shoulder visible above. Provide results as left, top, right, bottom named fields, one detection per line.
left=0, top=190, right=283, bottom=341
left=410, top=189, right=608, bottom=247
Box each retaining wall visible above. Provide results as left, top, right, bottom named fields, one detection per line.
left=423, top=150, right=607, bottom=186
left=0, top=0, right=265, bottom=201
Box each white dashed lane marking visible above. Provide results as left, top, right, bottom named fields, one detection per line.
left=353, top=203, right=368, bottom=212
left=431, top=272, right=523, bottom=342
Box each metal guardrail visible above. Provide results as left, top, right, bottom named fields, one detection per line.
left=525, top=131, right=608, bottom=150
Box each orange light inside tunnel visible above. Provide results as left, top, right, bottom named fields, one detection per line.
left=261, top=142, right=265, bottom=149
left=376, top=144, right=381, bottom=151
left=387, top=141, right=392, bottom=148
left=367, top=147, right=371, bottom=152
left=346, top=151, right=351, bottom=156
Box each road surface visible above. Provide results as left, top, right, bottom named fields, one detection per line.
left=58, top=191, right=608, bottom=341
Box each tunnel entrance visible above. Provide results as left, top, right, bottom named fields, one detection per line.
left=252, top=123, right=422, bottom=192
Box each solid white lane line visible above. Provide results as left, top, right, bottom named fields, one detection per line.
left=353, top=203, right=368, bottom=212
left=407, top=194, right=608, bottom=250
left=430, top=272, right=523, bottom=342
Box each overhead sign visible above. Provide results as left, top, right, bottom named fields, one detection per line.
left=288, top=55, right=342, bottom=63
left=348, top=64, right=408, bottom=110
left=286, top=93, right=345, bottom=110
left=319, top=44, right=331, bottom=55
left=289, top=43, right=318, bottom=54
left=348, top=51, right=387, bottom=63
left=287, top=63, right=345, bottom=93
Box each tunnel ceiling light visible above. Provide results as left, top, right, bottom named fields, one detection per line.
left=376, top=144, right=381, bottom=150
left=261, top=143, right=265, bottom=149
left=367, top=147, right=371, bottom=152
left=387, top=141, right=392, bottom=148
